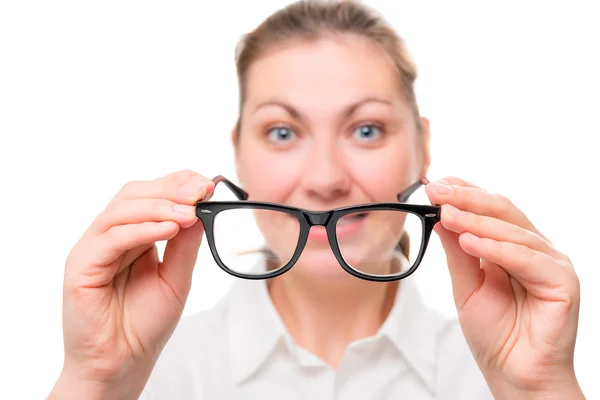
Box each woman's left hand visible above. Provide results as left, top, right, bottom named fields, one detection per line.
left=425, top=177, right=585, bottom=400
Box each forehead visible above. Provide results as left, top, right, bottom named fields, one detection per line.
left=244, top=34, right=404, bottom=112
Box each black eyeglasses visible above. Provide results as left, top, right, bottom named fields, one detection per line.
left=195, top=176, right=441, bottom=282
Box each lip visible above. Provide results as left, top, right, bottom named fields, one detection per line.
left=335, top=212, right=368, bottom=240
left=307, top=212, right=368, bottom=242
left=307, top=226, right=330, bottom=242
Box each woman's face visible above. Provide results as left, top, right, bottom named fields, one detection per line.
left=234, top=34, right=429, bottom=280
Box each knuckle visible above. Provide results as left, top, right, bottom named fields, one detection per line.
left=103, top=199, right=120, bottom=214
left=511, top=224, right=530, bottom=243
left=469, top=211, right=483, bottom=228
left=520, top=243, right=538, bottom=260
left=89, top=210, right=110, bottom=233
left=102, top=224, right=119, bottom=242
left=110, top=180, right=142, bottom=203
left=96, top=200, right=124, bottom=229
left=499, top=194, right=513, bottom=206
left=561, top=253, right=574, bottom=267
left=556, top=283, right=580, bottom=315
left=120, top=180, right=142, bottom=196
left=445, top=175, right=460, bottom=184
left=174, top=169, right=200, bottom=183
left=93, top=212, right=109, bottom=231
left=166, top=170, right=206, bottom=194
left=495, top=193, right=514, bottom=213
left=558, top=254, right=576, bottom=273
left=494, top=239, right=509, bottom=254
left=455, top=185, right=472, bottom=202
left=494, top=239, right=509, bottom=255
left=155, top=198, right=175, bottom=215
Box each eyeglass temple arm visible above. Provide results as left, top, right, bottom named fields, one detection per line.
left=200, top=175, right=249, bottom=201
left=396, top=177, right=432, bottom=203
left=203, top=175, right=433, bottom=203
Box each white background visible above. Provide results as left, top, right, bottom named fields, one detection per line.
left=1, top=1, right=598, bottom=398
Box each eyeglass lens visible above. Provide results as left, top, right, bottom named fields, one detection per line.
left=209, top=207, right=424, bottom=277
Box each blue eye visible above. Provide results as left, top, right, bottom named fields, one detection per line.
left=353, top=124, right=382, bottom=141
left=267, top=126, right=296, bottom=142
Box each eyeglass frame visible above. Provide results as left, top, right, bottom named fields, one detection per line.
left=195, top=175, right=441, bottom=282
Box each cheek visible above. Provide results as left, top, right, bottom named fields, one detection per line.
left=237, top=143, right=306, bottom=201
left=345, top=139, right=419, bottom=200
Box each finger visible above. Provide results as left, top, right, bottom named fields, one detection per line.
left=437, top=176, right=485, bottom=190
left=111, top=170, right=215, bottom=205
left=91, top=199, right=198, bottom=235
left=458, top=232, right=573, bottom=300
left=68, top=221, right=180, bottom=288
left=113, top=244, right=159, bottom=300
left=159, top=219, right=206, bottom=306
left=426, top=181, right=543, bottom=239
left=433, top=223, right=484, bottom=311
left=440, top=204, right=560, bottom=258
left=117, top=243, right=155, bottom=276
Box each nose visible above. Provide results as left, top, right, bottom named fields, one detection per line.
left=300, top=142, right=351, bottom=200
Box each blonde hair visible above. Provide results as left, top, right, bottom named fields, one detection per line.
left=234, top=0, right=422, bottom=259
left=234, top=0, right=422, bottom=134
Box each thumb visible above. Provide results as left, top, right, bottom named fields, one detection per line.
left=434, top=222, right=483, bottom=310
left=160, top=219, right=205, bottom=305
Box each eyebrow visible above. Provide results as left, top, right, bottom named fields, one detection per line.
left=251, top=96, right=393, bottom=122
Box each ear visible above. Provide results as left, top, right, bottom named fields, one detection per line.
left=231, top=122, right=242, bottom=184
left=231, top=122, right=239, bottom=152
left=419, top=116, right=431, bottom=177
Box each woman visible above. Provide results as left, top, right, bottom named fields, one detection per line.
left=49, top=1, right=585, bottom=399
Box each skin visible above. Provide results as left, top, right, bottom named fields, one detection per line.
left=235, top=35, right=427, bottom=367
left=49, top=35, right=584, bottom=399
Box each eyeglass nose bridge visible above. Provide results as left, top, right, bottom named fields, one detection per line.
left=303, top=211, right=332, bottom=226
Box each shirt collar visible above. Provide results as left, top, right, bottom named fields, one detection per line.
left=227, top=268, right=290, bottom=385
left=378, top=274, right=439, bottom=393
left=226, top=253, right=440, bottom=391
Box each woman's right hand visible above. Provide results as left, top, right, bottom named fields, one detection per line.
left=49, top=170, right=215, bottom=400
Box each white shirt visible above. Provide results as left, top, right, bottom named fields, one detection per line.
left=139, top=262, right=494, bottom=399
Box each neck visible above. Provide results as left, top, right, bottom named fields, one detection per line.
left=268, top=270, right=398, bottom=369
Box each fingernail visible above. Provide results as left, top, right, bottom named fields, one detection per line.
left=445, top=204, right=462, bottom=217
left=180, top=176, right=206, bottom=197
left=431, top=182, right=452, bottom=195
left=173, top=204, right=195, bottom=214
